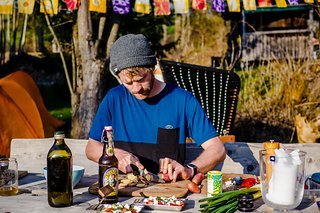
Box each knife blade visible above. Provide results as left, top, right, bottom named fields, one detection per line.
left=139, top=168, right=165, bottom=183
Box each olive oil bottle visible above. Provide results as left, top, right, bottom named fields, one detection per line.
left=99, top=126, right=119, bottom=204
left=47, top=131, right=73, bottom=207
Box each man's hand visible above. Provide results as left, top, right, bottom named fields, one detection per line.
left=159, top=158, right=193, bottom=182
left=115, top=148, right=144, bottom=174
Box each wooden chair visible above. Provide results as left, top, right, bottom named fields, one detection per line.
left=159, top=60, right=241, bottom=142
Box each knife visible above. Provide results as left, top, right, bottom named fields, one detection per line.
left=139, top=168, right=165, bottom=183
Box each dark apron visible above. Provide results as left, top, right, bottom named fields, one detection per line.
left=114, top=127, right=186, bottom=174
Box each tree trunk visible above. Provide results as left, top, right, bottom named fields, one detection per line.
left=71, top=1, right=105, bottom=139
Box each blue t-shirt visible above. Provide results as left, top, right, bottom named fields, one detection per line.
left=89, top=83, right=218, bottom=171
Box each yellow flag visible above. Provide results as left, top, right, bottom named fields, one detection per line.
left=227, top=0, right=240, bottom=12
left=243, top=0, right=256, bottom=10
left=173, top=0, right=189, bottom=14
left=134, top=0, right=151, bottom=14
left=18, top=0, right=36, bottom=14
left=40, top=0, right=59, bottom=15
left=304, top=0, right=314, bottom=3
left=0, top=0, right=13, bottom=15
left=89, top=0, right=107, bottom=13
left=275, top=0, right=287, bottom=7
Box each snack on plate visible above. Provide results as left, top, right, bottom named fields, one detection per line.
left=143, top=196, right=185, bottom=211
left=144, top=196, right=185, bottom=206
left=99, top=203, right=143, bottom=213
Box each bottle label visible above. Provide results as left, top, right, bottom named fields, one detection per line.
left=103, top=167, right=118, bottom=196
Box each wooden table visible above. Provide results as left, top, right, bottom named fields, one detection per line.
left=1, top=138, right=319, bottom=212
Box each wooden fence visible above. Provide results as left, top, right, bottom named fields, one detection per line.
left=242, top=29, right=312, bottom=62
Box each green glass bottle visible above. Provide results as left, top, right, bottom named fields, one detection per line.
left=99, top=126, right=119, bottom=204
left=47, top=131, right=73, bottom=207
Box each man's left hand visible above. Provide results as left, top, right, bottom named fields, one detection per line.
left=159, top=158, right=193, bottom=182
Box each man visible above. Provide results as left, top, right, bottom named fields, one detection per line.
left=86, top=34, right=226, bottom=182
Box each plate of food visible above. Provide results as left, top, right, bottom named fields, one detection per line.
left=98, top=202, right=143, bottom=213
left=143, top=196, right=186, bottom=211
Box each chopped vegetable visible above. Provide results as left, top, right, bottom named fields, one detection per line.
left=100, top=203, right=142, bottom=213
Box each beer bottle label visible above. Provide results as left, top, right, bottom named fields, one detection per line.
left=103, top=167, right=118, bottom=196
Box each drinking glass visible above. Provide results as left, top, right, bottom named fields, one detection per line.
left=0, top=158, right=18, bottom=196
left=259, top=149, right=306, bottom=211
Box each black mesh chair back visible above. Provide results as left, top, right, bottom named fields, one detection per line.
left=159, top=60, right=240, bottom=136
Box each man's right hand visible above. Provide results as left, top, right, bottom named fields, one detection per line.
left=115, top=148, right=144, bottom=173
left=86, top=138, right=144, bottom=174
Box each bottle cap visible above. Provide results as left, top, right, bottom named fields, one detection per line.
left=54, top=131, right=65, bottom=139
left=105, top=126, right=113, bottom=131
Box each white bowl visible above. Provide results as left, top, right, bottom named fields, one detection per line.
left=43, top=165, right=85, bottom=188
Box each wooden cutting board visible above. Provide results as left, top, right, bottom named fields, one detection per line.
left=119, top=180, right=189, bottom=198
left=89, top=173, right=257, bottom=197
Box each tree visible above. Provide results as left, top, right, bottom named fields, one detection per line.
left=70, top=1, right=119, bottom=138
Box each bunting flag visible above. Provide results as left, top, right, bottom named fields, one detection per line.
left=40, top=0, right=59, bottom=14
left=212, top=0, right=226, bottom=12
left=275, top=0, right=287, bottom=7
left=192, top=0, right=207, bottom=10
left=0, top=0, right=13, bottom=14
left=89, top=0, right=107, bottom=13
left=154, top=0, right=170, bottom=16
left=227, top=0, right=240, bottom=12
left=173, top=0, right=189, bottom=14
left=18, top=0, right=35, bottom=14
left=134, top=0, right=151, bottom=14
left=243, top=0, right=256, bottom=10
left=257, top=0, right=272, bottom=7
left=304, top=0, right=314, bottom=3
left=113, top=0, right=130, bottom=14
left=66, top=0, right=80, bottom=11
left=287, top=0, right=299, bottom=4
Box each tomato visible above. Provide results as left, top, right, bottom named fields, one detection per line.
left=240, top=178, right=256, bottom=188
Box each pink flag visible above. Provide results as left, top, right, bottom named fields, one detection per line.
left=66, top=0, right=80, bottom=11
left=154, top=0, right=171, bottom=16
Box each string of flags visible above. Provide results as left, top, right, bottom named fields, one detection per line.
left=0, top=0, right=314, bottom=15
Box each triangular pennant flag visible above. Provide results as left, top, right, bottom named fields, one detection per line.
left=18, top=0, right=35, bottom=14
left=154, top=0, right=171, bottom=16
left=89, top=0, right=107, bottom=13
left=287, top=0, right=299, bottom=5
left=304, top=0, right=314, bottom=3
left=173, top=0, right=189, bottom=14
left=0, top=0, right=13, bottom=14
left=275, top=0, right=287, bottom=7
left=40, top=0, right=59, bottom=14
left=212, top=0, right=226, bottom=12
left=192, top=0, right=207, bottom=10
left=243, top=0, right=256, bottom=10
left=227, top=0, right=240, bottom=12
left=113, top=0, right=130, bottom=14
left=134, top=0, right=151, bottom=14
left=66, top=0, right=80, bottom=11
left=258, top=0, right=272, bottom=7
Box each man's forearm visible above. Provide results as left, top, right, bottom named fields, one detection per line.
left=190, top=138, right=226, bottom=174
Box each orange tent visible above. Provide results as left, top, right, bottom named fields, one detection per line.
left=0, top=71, right=64, bottom=157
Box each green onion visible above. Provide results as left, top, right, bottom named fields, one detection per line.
left=199, top=187, right=260, bottom=213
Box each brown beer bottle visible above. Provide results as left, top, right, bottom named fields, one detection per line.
left=47, top=131, right=73, bottom=207
left=98, top=126, right=118, bottom=204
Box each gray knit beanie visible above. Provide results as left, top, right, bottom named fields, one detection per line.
left=110, top=34, right=157, bottom=74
